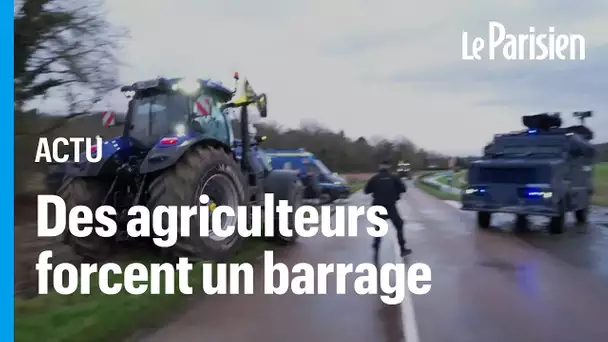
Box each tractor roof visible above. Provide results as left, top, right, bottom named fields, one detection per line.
left=121, top=77, right=233, bottom=100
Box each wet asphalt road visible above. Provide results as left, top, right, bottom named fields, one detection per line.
left=137, top=182, right=608, bottom=342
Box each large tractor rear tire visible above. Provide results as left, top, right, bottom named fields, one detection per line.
left=148, top=145, right=247, bottom=262
left=58, top=177, right=115, bottom=261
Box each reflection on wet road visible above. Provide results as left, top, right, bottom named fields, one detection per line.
left=405, top=184, right=608, bottom=342
left=483, top=207, right=608, bottom=282
left=137, top=183, right=608, bottom=342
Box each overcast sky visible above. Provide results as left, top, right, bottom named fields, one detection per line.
left=89, top=1, right=608, bottom=154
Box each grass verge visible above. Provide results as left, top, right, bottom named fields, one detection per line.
left=15, top=240, right=271, bottom=342
left=349, top=180, right=366, bottom=193
left=435, top=171, right=467, bottom=189
left=593, top=163, right=608, bottom=206
left=414, top=173, right=461, bottom=201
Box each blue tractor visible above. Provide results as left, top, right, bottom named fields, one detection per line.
left=57, top=74, right=304, bottom=261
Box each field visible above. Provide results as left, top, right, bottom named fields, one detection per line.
left=593, top=163, right=608, bottom=206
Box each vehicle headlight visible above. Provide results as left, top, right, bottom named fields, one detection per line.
left=465, top=186, right=486, bottom=195
left=526, top=190, right=553, bottom=199
left=518, top=187, right=553, bottom=199
left=174, top=123, right=187, bottom=137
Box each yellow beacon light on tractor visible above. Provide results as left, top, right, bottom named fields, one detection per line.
left=227, top=72, right=267, bottom=118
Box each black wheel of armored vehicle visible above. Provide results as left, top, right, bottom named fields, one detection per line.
left=477, top=211, right=491, bottom=229
left=548, top=201, right=566, bottom=234
left=514, top=214, right=529, bottom=234
left=58, top=176, right=115, bottom=261
left=575, top=207, right=588, bottom=224
left=574, top=188, right=591, bottom=224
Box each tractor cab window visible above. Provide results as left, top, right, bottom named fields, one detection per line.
left=192, top=90, right=231, bottom=145
left=128, top=92, right=189, bottom=147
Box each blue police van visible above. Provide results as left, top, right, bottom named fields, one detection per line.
left=264, top=149, right=351, bottom=202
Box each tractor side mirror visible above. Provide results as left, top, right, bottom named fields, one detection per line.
left=257, top=93, right=268, bottom=118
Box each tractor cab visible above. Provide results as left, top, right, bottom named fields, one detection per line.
left=117, top=77, right=235, bottom=149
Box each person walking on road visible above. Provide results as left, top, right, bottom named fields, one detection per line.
left=364, top=160, right=412, bottom=264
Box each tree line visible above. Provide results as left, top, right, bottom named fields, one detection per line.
left=235, top=121, right=468, bottom=173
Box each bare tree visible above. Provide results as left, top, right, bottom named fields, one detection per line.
left=14, top=0, right=126, bottom=120
left=14, top=0, right=127, bottom=194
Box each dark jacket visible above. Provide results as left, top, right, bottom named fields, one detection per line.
left=302, top=172, right=321, bottom=199
left=364, top=169, right=406, bottom=207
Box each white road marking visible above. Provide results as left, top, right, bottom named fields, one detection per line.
left=392, top=201, right=421, bottom=342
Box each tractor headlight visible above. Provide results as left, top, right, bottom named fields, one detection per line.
left=174, top=123, right=187, bottom=137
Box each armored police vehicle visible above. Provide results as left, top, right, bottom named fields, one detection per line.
left=461, top=111, right=596, bottom=234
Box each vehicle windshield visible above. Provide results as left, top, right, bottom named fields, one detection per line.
left=314, top=159, right=332, bottom=175
left=128, top=91, right=190, bottom=147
